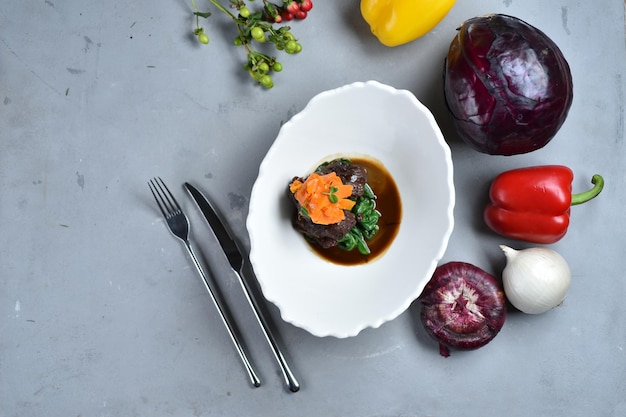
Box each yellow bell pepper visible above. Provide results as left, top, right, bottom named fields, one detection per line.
left=360, top=0, right=456, bottom=47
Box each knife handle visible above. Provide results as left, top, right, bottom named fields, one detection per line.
left=184, top=242, right=261, bottom=388
left=234, top=268, right=300, bottom=392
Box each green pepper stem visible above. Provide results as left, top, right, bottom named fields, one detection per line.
left=571, top=174, right=605, bottom=206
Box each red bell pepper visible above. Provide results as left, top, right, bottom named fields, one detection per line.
left=484, top=165, right=604, bottom=244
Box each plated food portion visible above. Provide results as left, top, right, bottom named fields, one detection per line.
left=288, top=157, right=401, bottom=266
left=247, top=81, right=454, bottom=337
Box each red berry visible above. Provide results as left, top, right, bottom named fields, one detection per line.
left=273, top=14, right=283, bottom=23
left=300, top=0, right=313, bottom=12
left=295, top=10, right=307, bottom=20
left=281, top=10, right=294, bottom=21
left=285, top=1, right=300, bottom=14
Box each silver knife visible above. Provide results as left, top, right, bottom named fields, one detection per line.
left=184, top=182, right=300, bottom=393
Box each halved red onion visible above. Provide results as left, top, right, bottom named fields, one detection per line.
left=420, top=262, right=507, bottom=357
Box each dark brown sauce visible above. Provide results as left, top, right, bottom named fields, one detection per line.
left=308, top=157, right=402, bottom=266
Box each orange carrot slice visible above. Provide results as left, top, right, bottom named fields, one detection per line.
left=289, top=172, right=355, bottom=225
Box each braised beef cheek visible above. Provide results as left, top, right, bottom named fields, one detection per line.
left=289, top=160, right=367, bottom=248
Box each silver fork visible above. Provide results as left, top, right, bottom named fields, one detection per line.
left=148, top=177, right=261, bottom=388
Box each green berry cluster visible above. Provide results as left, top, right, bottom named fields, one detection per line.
left=192, top=0, right=311, bottom=89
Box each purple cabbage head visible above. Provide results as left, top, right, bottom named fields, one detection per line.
left=443, top=14, right=573, bottom=155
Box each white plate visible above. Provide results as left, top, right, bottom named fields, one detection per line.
left=247, top=81, right=455, bottom=338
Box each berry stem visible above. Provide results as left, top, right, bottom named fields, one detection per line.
left=208, top=0, right=237, bottom=20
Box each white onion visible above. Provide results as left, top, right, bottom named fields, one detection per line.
left=500, top=245, right=571, bottom=314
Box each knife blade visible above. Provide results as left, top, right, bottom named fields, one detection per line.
left=184, top=182, right=300, bottom=393
left=185, top=183, right=244, bottom=272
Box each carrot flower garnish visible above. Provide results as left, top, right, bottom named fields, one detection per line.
left=289, top=172, right=355, bottom=225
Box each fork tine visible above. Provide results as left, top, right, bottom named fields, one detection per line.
left=149, top=177, right=182, bottom=218
left=156, top=177, right=182, bottom=216
left=148, top=178, right=168, bottom=218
